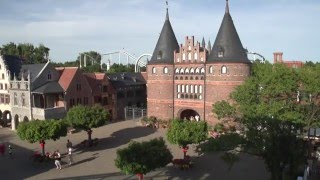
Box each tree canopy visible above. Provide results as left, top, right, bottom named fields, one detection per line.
left=66, top=105, right=109, bottom=131
left=115, top=138, right=172, bottom=178
left=167, top=119, right=208, bottom=148
left=107, top=63, right=135, bottom=74
left=211, top=61, right=320, bottom=179
left=0, top=42, right=49, bottom=64
left=17, top=119, right=67, bottom=143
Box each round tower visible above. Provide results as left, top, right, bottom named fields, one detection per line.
left=205, top=0, right=251, bottom=124
left=147, top=7, right=179, bottom=120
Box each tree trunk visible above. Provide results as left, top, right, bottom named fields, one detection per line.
left=182, top=146, right=189, bottom=159
left=87, top=129, right=92, bottom=147
left=40, top=140, right=45, bottom=156
left=136, top=173, right=143, bottom=180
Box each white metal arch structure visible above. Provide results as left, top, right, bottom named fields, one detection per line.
left=101, top=50, right=151, bottom=72
left=246, top=51, right=266, bottom=63
left=135, top=54, right=152, bottom=72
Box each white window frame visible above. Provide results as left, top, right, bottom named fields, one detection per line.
left=221, top=66, right=227, bottom=74
left=163, top=67, right=168, bottom=74
left=200, top=68, right=205, bottom=74
left=209, top=66, right=213, bottom=74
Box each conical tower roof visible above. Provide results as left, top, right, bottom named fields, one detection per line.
left=207, top=0, right=249, bottom=63
left=149, top=9, right=179, bottom=65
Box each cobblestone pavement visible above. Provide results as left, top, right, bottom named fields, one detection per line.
left=0, top=120, right=269, bottom=180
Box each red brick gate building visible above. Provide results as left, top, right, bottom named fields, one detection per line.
left=147, top=1, right=251, bottom=124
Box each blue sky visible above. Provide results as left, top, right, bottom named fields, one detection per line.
left=0, top=0, right=319, bottom=63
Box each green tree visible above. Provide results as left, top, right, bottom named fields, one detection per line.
left=0, top=42, right=49, bottom=64
left=210, top=62, right=314, bottom=179
left=17, top=120, right=68, bottom=156
left=115, top=138, right=172, bottom=180
left=107, top=63, right=135, bottom=74
left=167, top=119, right=208, bottom=159
left=66, top=105, right=109, bottom=146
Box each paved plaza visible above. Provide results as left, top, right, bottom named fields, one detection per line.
left=0, top=120, right=269, bottom=180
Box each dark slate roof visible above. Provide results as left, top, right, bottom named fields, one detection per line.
left=32, top=81, right=64, bottom=94
left=20, top=63, right=46, bottom=82
left=148, top=9, right=179, bottom=65
left=1, top=55, right=22, bottom=80
left=108, top=72, right=146, bottom=89
left=207, top=1, right=250, bottom=63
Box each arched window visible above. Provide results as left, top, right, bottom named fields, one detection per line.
left=182, top=85, right=185, bottom=93
left=177, top=94, right=181, bottom=99
left=185, top=68, right=189, bottom=74
left=209, top=66, right=213, bottom=74
left=180, top=68, right=184, bottom=74
left=188, top=46, right=191, bottom=50
left=199, top=85, right=203, bottom=93
left=177, top=85, right=181, bottom=93
left=152, top=67, right=156, bottom=74
left=200, top=68, right=205, bottom=74
left=195, top=68, right=200, bottom=74
left=195, top=85, right=198, bottom=93
left=14, top=93, right=17, bottom=105
left=177, top=58, right=180, bottom=62
left=21, top=93, right=25, bottom=106
left=194, top=53, right=198, bottom=60
left=183, top=53, right=186, bottom=60
left=188, top=53, right=191, bottom=60
left=175, top=68, right=180, bottom=74
left=190, top=68, right=195, bottom=74
left=157, top=51, right=163, bottom=59
left=221, top=66, right=227, bottom=74
left=199, top=95, right=203, bottom=100
left=163, top=67, right=168, bottom=74
left=186, top=85, right=189, bottom=93
left=190, top=85, right=194, bottom=93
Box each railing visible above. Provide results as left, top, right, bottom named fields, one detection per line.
left=124, top=106, right=147, bottom=120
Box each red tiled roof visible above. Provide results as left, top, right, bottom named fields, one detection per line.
left=83, top=73, right=106, bottom=96
left=56, top=67, right=78, bottom=91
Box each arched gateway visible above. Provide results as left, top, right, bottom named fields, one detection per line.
left=180, top=109, right=200, bottom=121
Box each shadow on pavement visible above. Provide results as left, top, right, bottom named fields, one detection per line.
left=161, top=152, right=269, bottom=180
left=74, top=126, right=156, bottom=152
left=0, top=143, right=54, bottom=180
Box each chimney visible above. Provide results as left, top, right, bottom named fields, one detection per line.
left=273, top=52, right=283, bottom=63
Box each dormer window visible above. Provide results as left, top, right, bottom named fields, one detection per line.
left=157, top=51, right=163, bottom=60
left=218, top=47, right=224, bottom=57
left=152, top=67, right=156, bottom=74
left=47, top=71, right=52, bottom=80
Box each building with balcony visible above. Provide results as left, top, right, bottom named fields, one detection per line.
left=9, top=62, right=66, bottom=130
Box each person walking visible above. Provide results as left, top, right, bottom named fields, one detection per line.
left=66, top=139, right=72, bottom=149
left=67, top=147, right=73, bottom=165
left=54, top=150, right=62, bottom=170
